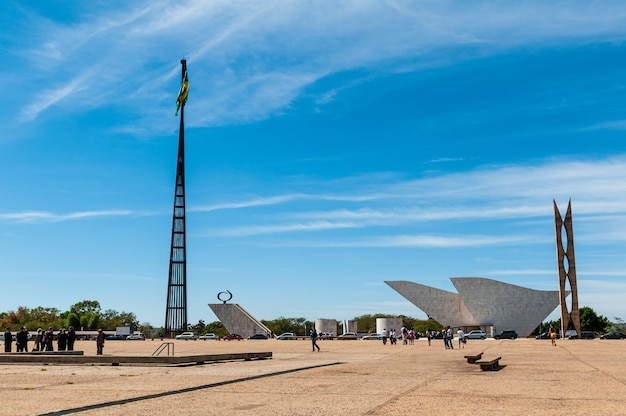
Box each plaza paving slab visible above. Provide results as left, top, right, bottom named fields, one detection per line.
left=0, top=337, right=625, bottom=415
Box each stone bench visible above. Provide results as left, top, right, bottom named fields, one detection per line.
left=1, top=351, right=84, bottom=355
left=464, top=352, right=483, bottom=363
left=476, top=356, right=502, bottom=371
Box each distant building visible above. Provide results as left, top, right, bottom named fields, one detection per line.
left=386, top=278, right=566, bottom=337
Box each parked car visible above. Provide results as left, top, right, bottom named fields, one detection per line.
left=175, top=332, right=197, bottom=340
left=536, top=332, right=560, bottom=340
left=319, top=332, right=334, bottom=340
left=600, top=331, right=625, bottom=340
left=105, top=334, right=124, bottom=340
left=223, top=333, right=243, bottom=341
left=198, top=333, right=220, bottom=340
left=561, top=330, right=578, bottom=339
left=465, top=330, right=487, bottom=340
left=337, top=332, right=358, bottom=340
left=362, top=333, right=383, bottom=340
left=126, top=333, right=145, bottom=340
left=579, top=331, right=595, bottom=339
left=275, top=332, right=297, bottom=340
left=247, top=334, right=268, bottom=340
left=494, top=330, right=518, bottom=340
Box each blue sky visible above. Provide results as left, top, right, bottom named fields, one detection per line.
left=2, top=1, right=626, bottom=328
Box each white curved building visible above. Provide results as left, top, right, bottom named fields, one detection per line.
left=385, top=278, right=566, bottom=337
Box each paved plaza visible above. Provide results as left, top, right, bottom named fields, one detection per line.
left=1, top=337, right=625, bottom=415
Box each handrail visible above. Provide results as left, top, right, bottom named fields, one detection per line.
left=152, top=342, right=174, bottom=357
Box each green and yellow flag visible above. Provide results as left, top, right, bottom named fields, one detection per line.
left=175, top=70, right=189, bottom=116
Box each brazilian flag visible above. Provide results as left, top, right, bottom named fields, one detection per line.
left=175, top=70, right=189, bottom=116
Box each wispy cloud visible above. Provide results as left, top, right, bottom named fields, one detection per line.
left=191, top=194, right=308, bottom=212
left=10, top=1, right=626, bottom=130
left=214, top=220, right=359, bottom=237
left=584, top=120, right=626, bottom=131
left=199, top=156, right=626, bottom=239
left=0, top=209, right=135, bottom=224
left=324, top=233, right=531, bottom=248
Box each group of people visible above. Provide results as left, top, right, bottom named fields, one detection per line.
left=3, top=326, right=78, bottom=353
left=378, top=328, right=416, bottom=345
left=442, top=326, right=455, bottom=349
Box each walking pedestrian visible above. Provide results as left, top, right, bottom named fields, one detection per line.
left=310, top=327, right=320, bottom=352
left=549, top=324, right=557, bottom=347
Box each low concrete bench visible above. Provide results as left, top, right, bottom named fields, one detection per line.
left=464, top=352, right=483, bottom=363
left=476, top=356, right=501, bottom=371
left=1, top=351, right=84, bottom=356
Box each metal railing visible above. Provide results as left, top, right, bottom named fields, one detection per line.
left=152, top=342, right=175, bottom=357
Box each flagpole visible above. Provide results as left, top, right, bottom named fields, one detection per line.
left=165, top=59, right=188, bottom=338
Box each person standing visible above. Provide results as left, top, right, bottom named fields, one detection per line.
left=310, top=327, right=320, bottom=352
left=457, top=329, right=466, bottom=349
left=447, top=327, right=454, bottom=349
left=67, top=326, right=76, bottom=351
left=45, top=327, right=54, bottom=351
left=381, top=328, right=388, bottom=345
left=16, top=327, right=29, bottom=352
left=4, top=327, right=12, bottom=352
left=96, top=329, right=105, bottom=355
left=34, top=328, right=43, bottom=352
left=57, top=329, right=68, bottom=351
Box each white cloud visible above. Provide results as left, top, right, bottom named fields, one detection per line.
left=197, top=156, right=626, bottom=240
left=0, top=210, right=135, bottom=224
left=12, top=1, right=626, bottom=128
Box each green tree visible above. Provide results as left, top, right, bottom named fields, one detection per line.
left=65, top=312, right=81, bottom=330
left=190, top=319, right=206, bottom=334
left=100, top=310, right=139, bottom=330
left=69, top=300, right=101, bottom=316
left=261, top=317, right=311, bottom=335
left=579, top=306, right=610, bottom=333
left=69, top=300, right=102, bottom=330
left=204, top=321, right=228, bottom=338
left=0, top=306, right=62, bottom=330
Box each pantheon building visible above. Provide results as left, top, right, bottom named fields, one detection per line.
left=386, top=277, right=565, bottom=337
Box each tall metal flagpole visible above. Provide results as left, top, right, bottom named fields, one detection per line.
left=165, top=59, right=188, bottom=337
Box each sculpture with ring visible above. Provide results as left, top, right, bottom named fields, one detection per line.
left=217, top=290, right=233, bottom=304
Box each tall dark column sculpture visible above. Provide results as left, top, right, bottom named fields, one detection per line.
left=165, top=60, right=189, bottom=337
left=554, top=199, right=581, bottom=338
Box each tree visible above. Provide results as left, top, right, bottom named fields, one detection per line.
left=261, top=317, right=311, bottom=335
left=579, top=307, right=610, bottom=333
left=69, top=300, right=102, bottom=330
left=65, top=312, right=81, bottom=330
left=69, top=300, right=101, bottom=316
left=190, top=319, right=206, bottom=334
left=0, top=306, right=62, bottom=330
left=532, top=306, right=611, bottom=336
left=204, top=321, right=228, bottom=338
